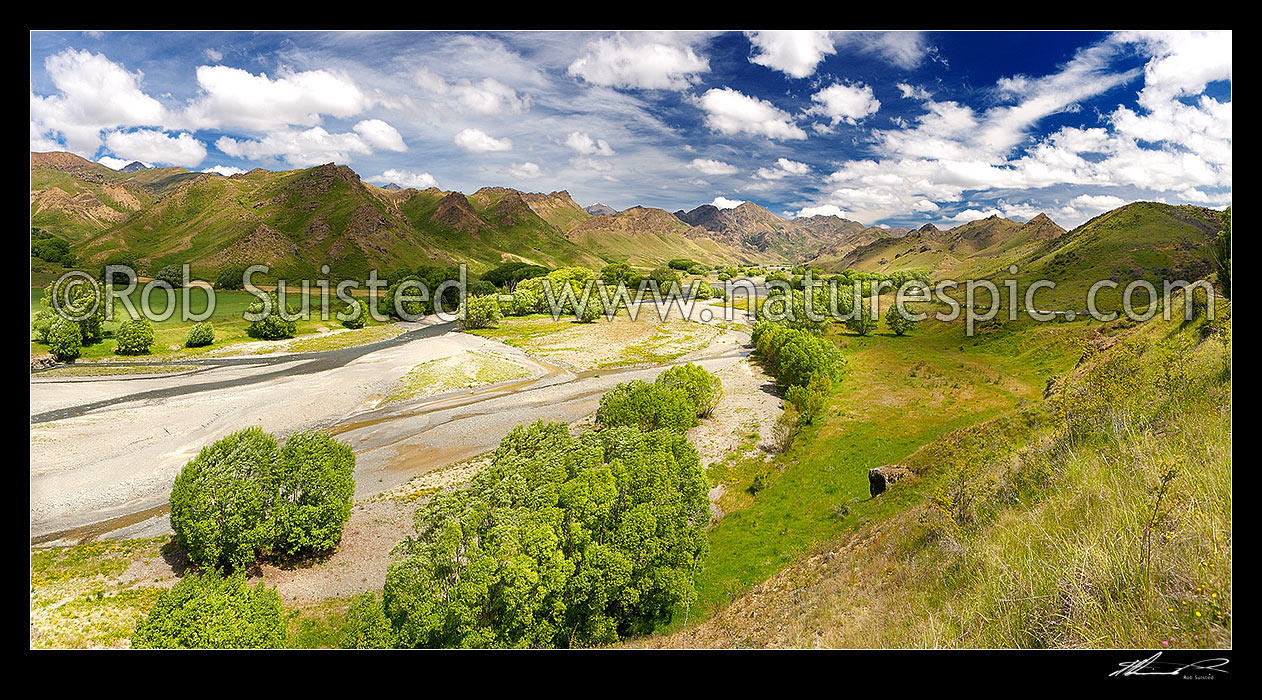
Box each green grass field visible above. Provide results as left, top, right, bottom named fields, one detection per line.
left=30, top=286, right=393, bottom=362
left=681, top=315, right=1089, bottom=624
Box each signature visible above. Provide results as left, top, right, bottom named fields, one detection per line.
left=1111, top=652, right=1229, bottom=677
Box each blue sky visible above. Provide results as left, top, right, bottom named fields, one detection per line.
left=30, top=30, right=1231, bottom=229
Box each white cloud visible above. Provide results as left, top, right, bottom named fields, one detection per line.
left=746, top=31, right=835, bottom=79
left=896, top=83, right=932, bottom=100
left=565, top=131, right=616, bottom=156
left=569, top=156, right=614, bottom=172
left=688, top=158, right=738, bottom=175
left=796, top=204, right=847, bottom=218
left=697, top=87, right=806, bottom=141
left=371, top=168, right=439, bottom=189
left=96, top=155, right=139, bottom=170
left=453, top=128, right=512, bottom=153
left=508, top=162, right=545, bottom=179
left=754, top=158, right=810, bottom=180
left=205, top=165, right=245, bottom=176
left=568, top=32, right=709, bottom=90
left=807, top=83, right=880, bottom=126
left=104, top=129, right=206, bottom=167
left=711, top=196, right=744, bottom=209
left=836, top=31, right=930, bottom=70
left=413, top=68, right=530, bottom=115
left=352, top=119, right=407, bottom=152
left=217, top=127, right=377, bottom=167
left=182, top=65, right=373, bottom=132
left=203, top=48, right=223, bottom=62
left=30, top=49, right=168, bottom=156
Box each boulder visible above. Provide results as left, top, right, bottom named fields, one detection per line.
left=868, top=465, right=913, bottom=497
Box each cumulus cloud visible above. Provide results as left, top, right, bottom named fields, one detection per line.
left=807, top=83, right=881, bottom=126
left=697, top=87, right=806, bottom=140
left=104, top=129, right=206, bottom=167
left=711, top=196, right=744, bottom=209
left=754, top=158, right=810, bottom=180
left=453, top=128, right=512, bottom=153
left=568, top=32, right=709, bottom=90
left=182, top=65, right=373, bottom=132
left=30, top=49, right=168, bottom=155
left=565, top=131, right=616, bottom=156
left=352, top=119, right=407, bottom=152
left=746, top=31, right=835, bottom=79
left=688, top=158, right=738, bottom=175
left=508, top=162, right=545, bottom=178
left=371, top=168, right=439, bottom=189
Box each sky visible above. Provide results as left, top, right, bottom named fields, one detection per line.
left=30, top=30, right=1231, bottom=229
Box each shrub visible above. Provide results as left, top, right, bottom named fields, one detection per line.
left=47, top=318, right=82, bottom=361
left=688, top=279, right=716, bottom=300
left=772, top=406, right=798, bottom=453
left=340, top=298, right=368, bottom=329
left=600, top=262, right=641, bottom=287
left=845, top=302, right=879, bottom=336
left=784, top=374, right=832, bottom=424
left=31, top=309, right=55, bottom=343
left=686, top=264, right=708, bottom=276
left=461, top=295, right=503, bottom=330
left=215, top=265, right=248, bottom=290
left=656, top=363, right=723, bottom=417
left=574, top=294, right=602, bottom=322
left=386, top=277, right=428, bottom=319
left=169, top=427, right=278, bottom=571
left=383, top=421, right=708, bottom=648
left=649, top=267, right=681, bottom=296
left=596, top=380, right=698, bottom=433
left=245, top=292, right=298, bottom=340
left=885, top=307, right=920, bottom=336
left=667, top=258, right=698, bottom=271
left=751, top=320, right=845, bottom=389
left=185, top=321, right=215, bottom=348
left=338, top=592, right=396, bottom=649
left=115, top=316, right=155, bottom=355
left=154, top=264, right=185, bottom=288
left=131, top=572, right=285, bottom=649
left=270, top=430, right=356, bottom=556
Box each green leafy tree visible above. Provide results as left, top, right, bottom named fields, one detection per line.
left=596, top=380, right=698, bottom=432
left=784, top=374, right=832, bottom=424
left=600, top=262, right=642, bottom=287
left=31, top=309, right=56, bottom=343
left=269, top=430, right=356, bottom=557
left=215, top=265, right=248, bottom=290
left=844, top=302, right=879, bottom=336
left=245, top=292, right=298, bottom=340
left=885, top=307, right=920, bottom=336
left=115, top=316, right=155, bottom=355
left=153, top=264, right=185, bottom=288
left=656, top=363, right=723, bottom=417
left=338, top=592, right=396, bottom=649
left=340, top=298, right=368, bottom=329
left=47, top=318, right=82, bottom=361
left=461, top=295, right=504, bottom=329
left=383, top=421, right=708, bottom=648
left=169, top=427, right=278, bottom=571
left=42, top=276, right=108, bottom=342
left=131, top=572, right=285, bottom=649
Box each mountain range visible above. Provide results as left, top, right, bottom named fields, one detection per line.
left=29, top=151, right=1225, bottom=289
